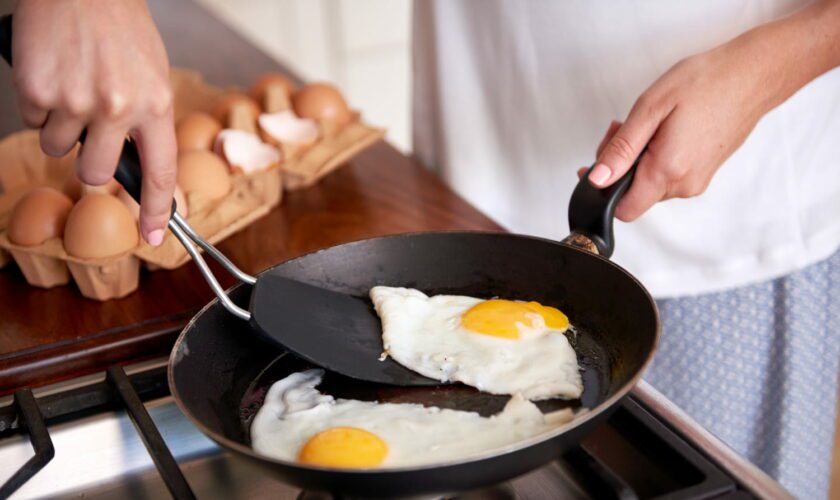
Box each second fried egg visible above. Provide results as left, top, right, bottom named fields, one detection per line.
left=370, top=286, right=582, bottom=400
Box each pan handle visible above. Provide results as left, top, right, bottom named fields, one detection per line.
left=0, top=14, right=255, bottom=320
left=564, top=152, right=642, bottom=258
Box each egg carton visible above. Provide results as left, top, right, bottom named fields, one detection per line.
left=0, top=233, right=140, bottom=299
left=0, top=160, right=281, bottom=299
left=0, top=68, right=382, bottom=300
left=170, top=69, right=386, bottom=190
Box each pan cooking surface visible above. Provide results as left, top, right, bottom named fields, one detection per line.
left=238, top=316, right=610, bottom=446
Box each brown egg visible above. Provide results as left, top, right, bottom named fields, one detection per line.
left=64, top=193, right=139, bottom=259
left=62, top=174, right=120, bottom=201
left=176, top=112, right=222, bottom=151
left=292, top=83, right=351, bottom=125
left=212, top=93, right=261, bottom=133
left=177, top=150, right=231, bottom=200
left=250, top=74, right=296, bottom=113
left=117, top=185, right=188, bottom=220
left=7, top=187, right=74, bottom=246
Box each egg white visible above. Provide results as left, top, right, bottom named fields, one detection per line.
left=370, top=286, right=583, bottom=400
left=250, top=369, right=575, bottom=468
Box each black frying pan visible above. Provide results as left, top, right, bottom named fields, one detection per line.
left=168, top=172, right=659, bottom=497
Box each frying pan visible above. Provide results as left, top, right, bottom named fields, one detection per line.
left=0, top=15, right=658, bottom=496
left=168, top=168, right=658, bottom=497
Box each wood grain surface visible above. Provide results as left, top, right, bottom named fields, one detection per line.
left=0, top=0, right=501, bottom=394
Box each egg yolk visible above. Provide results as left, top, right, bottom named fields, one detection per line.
left=461, top=300, right=569, bottom=339
left=297, top=427, right=388, bottom=468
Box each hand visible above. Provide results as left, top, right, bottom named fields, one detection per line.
left=584, top=45, right=770, bottom=222
left=12, top=0, right=175, bottom=245
left=584, top=0, right=840, bottom=222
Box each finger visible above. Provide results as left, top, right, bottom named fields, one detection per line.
left=614, top=150, right=667, bottom=222
left=39, top=110, right=86, bottom=157
left=16, top=95, right=48, bottom=128
left=595, top=120, right=622, bottom=158
left=591, top=97, right=671, bottom=188
left=75, top=122, right=127, bottom=185
left=576, top=167, right=588, bottom=179
left=132, top=114, right=177, bottom=246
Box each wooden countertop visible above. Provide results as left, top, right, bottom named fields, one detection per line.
left=0, top=0, right=501, bottom=394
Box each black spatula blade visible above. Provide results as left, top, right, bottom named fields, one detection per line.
left=249, top=274, right=440, bottom=386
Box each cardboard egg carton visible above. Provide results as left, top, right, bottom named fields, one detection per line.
left=0, top=68, right=380, bottom=300
left=0, top=139, right=281, bottom=298
left=0, top=233, right=139, bottom=299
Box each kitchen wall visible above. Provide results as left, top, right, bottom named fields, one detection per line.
left=194, top=0, right=413, bottom=153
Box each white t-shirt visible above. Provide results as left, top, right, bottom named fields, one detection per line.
left=412, top=0, right=840, bottom=298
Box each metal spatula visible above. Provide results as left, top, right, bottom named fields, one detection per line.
left=118, top=144, right=438, bottom=386
left=0, top=14, right=437, bottom=387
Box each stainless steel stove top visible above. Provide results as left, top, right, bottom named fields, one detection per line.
left=0, top=360, right=793, bottom=500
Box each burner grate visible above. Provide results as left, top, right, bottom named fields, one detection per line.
left=0, top=389, right=54, bottom=498
left=0, top=365, right=194, bottom=499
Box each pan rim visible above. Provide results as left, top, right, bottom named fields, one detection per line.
left=168, top=229, right=661, bottom=475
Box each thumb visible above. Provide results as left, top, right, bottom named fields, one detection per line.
left=589, top=97, right=666, bottom=188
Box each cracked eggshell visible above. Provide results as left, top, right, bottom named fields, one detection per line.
left=8, top=187, right=74, bottom=246
left=64, top=193, right=139, bottom=259
left=292, top=82, right=351, bottom=126
left=176, top=112, right=222, bottom=151
left=214, top=129, right=281, bottom=175
left=250, top=74, right=296, bottom=112
left=258, top=111, right=319, bottom=147
left=176, top=150, right=231, bottom=201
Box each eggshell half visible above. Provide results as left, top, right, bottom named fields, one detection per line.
left=258, top=111, right=319, bottom=146
left=214, top=129, right=282, bottom=175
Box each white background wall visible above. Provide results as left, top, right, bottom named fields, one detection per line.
left=194, top=0, right=413, bottom=152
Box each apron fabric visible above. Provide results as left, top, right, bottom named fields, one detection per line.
left=644, top=248, right=840, bottom=500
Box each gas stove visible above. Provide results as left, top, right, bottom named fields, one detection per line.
left=0, top=359, right=792, bottom=499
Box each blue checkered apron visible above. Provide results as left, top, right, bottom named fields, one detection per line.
left=643, top=249, right=840, bottom=499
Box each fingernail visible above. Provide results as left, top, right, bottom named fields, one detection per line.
left=147, top=229, right=165, bottom=247
left=589, top=163, right=612, bottom=186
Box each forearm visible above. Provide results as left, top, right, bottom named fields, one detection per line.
left=730, top=0, right=840, bottom=114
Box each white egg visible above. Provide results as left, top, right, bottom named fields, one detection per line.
left=250, top=369, right=575, bottom=468
left=370, top=286, right=583, bottom=400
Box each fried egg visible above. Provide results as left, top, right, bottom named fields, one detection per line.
left=370, top=287, right=582, bottom=400
left=250, top=369, right=575, bottom=468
